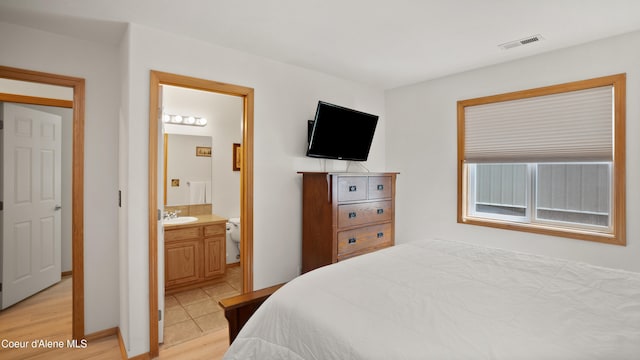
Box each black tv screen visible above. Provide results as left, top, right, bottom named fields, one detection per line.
left=306, top=101, right=378, bottom=161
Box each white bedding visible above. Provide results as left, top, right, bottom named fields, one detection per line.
left=223, top=239, right=640, bottom=360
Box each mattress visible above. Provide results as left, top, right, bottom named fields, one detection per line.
left=223, top=239, right=640, bottom=359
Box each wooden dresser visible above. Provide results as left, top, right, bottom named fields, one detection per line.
left=164, top=214, right=227, bottom=293
left=299, top=172, right=398, bottom=273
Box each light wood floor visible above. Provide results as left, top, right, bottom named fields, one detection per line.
left=0, top=276, right=230, bottom=359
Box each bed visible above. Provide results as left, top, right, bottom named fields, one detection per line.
left=223, top=239, right=640, bottom=359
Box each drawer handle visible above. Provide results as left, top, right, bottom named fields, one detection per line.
left=377, top=208, right=384, bottom=215
left=377, top=184, right=384, bottom=190
left=377, top=232, right=384, bottom=238
left=349, top=212, right=357, bottom=219
left=349, top=185, right=357, bottom=192
left=348, top=238, right=357, bottom=244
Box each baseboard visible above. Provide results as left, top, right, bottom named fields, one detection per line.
left=85, top=327, right=142, bottom=359
left=61, top=270, right=73, bottom=277
left=117, top=327, right=128, bottom=360
left=113, top=327, right=153, bottom=360
left=226, top=262, right=240, bottom=269
left=84, top=326, right=117, bottom=342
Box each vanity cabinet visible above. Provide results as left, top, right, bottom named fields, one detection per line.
left=164, top=216, right=226, bottom=292
left=299, top=172, right=398, bottom=273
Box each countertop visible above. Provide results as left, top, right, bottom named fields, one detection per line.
left=163, top=213, right=228, bottom=230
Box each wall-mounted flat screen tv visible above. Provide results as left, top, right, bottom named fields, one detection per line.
left=306, top=101, right=378, bottom=161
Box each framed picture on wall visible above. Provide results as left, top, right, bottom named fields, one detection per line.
left=233, top=143, right=241, bottom=171
left=196, top=146, right=212, bottom=157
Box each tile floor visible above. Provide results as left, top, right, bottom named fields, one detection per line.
left=162, top=264, right=242, bottom=348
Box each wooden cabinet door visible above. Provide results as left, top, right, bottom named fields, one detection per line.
left=204, top=236, right=225, bottom=278
left=165, top=239, right=202, bottom=288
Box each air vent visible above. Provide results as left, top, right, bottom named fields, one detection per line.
left=498, top=34, right=544, bottom=50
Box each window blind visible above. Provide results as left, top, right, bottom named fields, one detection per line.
left=464, top=86, right=613, bottom=163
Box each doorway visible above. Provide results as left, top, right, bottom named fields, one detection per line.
left=148, top=70, right=254, bottom=356
left=0, top=65, right=85, bottom=339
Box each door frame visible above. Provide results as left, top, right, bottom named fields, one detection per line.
left=148, top=70, right=254, bottom=356
left=0, top=65, right=85, bottom=339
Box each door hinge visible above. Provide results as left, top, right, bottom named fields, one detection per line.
left=0, top=120, right=3, bottom=129
left=158, top=309, right=162, bottom=321
left=0, top=283, right=2, bottom=292
left=118, top=190, right=122, bottom=208
left=0, top=201, right=3, bottom=210
left=158, top=209, right=162, bottom=221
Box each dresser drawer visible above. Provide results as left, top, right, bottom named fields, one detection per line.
left=368, top=176, right=392, bottom=199
left=338, top=200, right=392, bottom=228
left=337, top=223, right=393, bottom=259
left=165, top=226, right=202, bottom=241
left=204, top=223, right=226, bottom=237
left=337, top=176, right=368, bottom=202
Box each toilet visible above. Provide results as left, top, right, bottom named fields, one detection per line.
left=226, top=217, right=240, bottom=263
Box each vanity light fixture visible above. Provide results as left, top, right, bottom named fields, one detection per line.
left=162, top=113, right=208, bottom=127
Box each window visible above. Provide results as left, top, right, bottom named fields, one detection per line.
left=469, top=162, right=610, bottom=229
left=457, top=74, right=626, bottom=245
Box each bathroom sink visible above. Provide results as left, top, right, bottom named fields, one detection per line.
left=164, top=216, right=198, bottom=225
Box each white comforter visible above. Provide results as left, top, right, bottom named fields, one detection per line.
left=224, top=239, right=640, bottom=360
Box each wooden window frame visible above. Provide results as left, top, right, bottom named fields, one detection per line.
left=457, top=74, right=626, bottom=245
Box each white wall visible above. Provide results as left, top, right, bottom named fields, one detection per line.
left=122, top=23, right=385, bottom=356
left=0, top=21, right=121, bottom=334
left=0, top=78, right=72, bottom=100
left=386, top=30, right=640, bottom=272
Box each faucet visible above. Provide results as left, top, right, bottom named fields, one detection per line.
left=163, top=210, right=181, bottom=220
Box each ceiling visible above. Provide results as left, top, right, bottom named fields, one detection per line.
left=1, top=0, right=640, bottom=89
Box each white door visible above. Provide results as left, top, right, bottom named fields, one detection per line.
left=1, top=103, right=62, bottom=309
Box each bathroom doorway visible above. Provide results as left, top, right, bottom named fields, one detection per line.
left=148, top=70, right=254, bottom=356
left=161, top=85, right=243, bottom=347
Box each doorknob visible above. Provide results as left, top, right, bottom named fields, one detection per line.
left=54, top=205, right=62, bottom=211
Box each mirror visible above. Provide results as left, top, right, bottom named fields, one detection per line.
left=164, top=134, right=212, bottom=209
